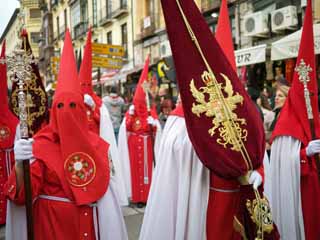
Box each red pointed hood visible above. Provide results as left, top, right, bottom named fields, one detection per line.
left=271, top=0, right=319, bottom=145
left=0, top=40, right=19, bottom=148
left=215, top=0, right=237, bottom=72
left=161, top=0, right=265, bottom=178
left=33, top=29, right=110, bottom=205
left=133, top=55, right=150, bottom=107
left=79, top=28, right=93, bottom=95
left=54, top=30, right=81, bottom=98
left=131, top=55, right=158, bottom=118
left=79, top=28, right=102, bottom=107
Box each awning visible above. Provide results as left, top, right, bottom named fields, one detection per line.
left=103, top=64, right=144, bottom=86
left=235, top=44, right=267, bottom=67
left=271, top=24, right=320, bottom=61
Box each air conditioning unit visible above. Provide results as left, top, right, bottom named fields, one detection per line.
left=243, top=11, right=269, bottom=37
left=271, top=6, right=298, bottom=32
left=160, top=40, right=171, bottom=58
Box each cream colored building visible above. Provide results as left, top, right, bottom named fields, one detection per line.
left=19, top=0, right=43, bottom=58
left=0, top=9, right=21, bottom=56
left=49, top=0, right=134, bottom=87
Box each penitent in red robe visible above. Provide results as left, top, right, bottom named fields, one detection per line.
left=125, top=112, right=157, bottom=203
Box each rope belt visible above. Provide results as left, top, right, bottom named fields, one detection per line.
left=36, top=195, right=100, bottom=240
left=210, top=187, right=240, bottom=193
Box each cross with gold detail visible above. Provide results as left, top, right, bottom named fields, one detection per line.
left=295, top=59, right=312, bottom=85
left=295, top=59, right=314, bottom=119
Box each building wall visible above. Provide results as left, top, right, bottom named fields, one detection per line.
left=21, top=0, right=43, bottom=58
left=2, top=12, right=21, bottom=56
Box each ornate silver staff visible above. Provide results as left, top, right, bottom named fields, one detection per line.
left=295, top=59, right=320, bottom=180
left=7, top=47, right=35, bottom=240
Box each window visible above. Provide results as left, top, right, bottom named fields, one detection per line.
left=64, top=9, right=68, bottom=30
left=71, top=2, right=81, bottom=29
left=107, top=0, right=112, bottom=17
left=92, top=0, right=97, bottom=26
left=121, top=23, right=128, bottom=58
left=107, top=31, right=112, bottom=44
left=120, top=0, right=127, bottom=8
left=30, top=9, right=41, bottom=19
left=56, top=16, right=60, bottom=38
left=30, top=32, right=41, bottom=43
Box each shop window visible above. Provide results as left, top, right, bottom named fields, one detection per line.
left=30, top=8, right=41, bottom=19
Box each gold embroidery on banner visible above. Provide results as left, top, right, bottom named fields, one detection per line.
left=246, top=193, right=274, bottom=239
left=190, top=71, right=247, bottom=151
left=11, top=72, right=47, bottom=135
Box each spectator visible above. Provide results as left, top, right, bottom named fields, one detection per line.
left=102, top=86, right=125, bottom=140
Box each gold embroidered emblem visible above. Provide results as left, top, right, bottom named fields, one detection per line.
left=190, top=71, right=247, bottom=151
left=246, top=195, right=274, bottom=239
left=132, top=117, right=142, bottom=131
left=64, top=152, right=96, bottom=187
left=0, top=126, right=10, bottom=141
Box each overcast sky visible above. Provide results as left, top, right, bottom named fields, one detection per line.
left=0, top=1, right=20, bottom=36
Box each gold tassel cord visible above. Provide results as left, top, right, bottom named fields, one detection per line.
left=174, top=0, right=253, bottom=170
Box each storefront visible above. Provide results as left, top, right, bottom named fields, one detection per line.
left=271, top=23, right=320, bottom=83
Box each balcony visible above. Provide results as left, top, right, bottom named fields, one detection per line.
left=112, top=2, right=128, bottom=19
left=99, top=5, right=113, bottom=26
left=201, top=0, right=220, bottom=13
left=73, top=21, right=88, bottom=39
left=140, top=15, right=156, bottom=39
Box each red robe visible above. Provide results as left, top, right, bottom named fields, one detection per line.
left=0, top=117, right=18, bottom=225
left=126, top=113, right=156, bottom=203
left=206, top=168, right=266, bottom=240
left=0, top=147, right=15, bottom=224
left=5, top=160, right=96, bottom=240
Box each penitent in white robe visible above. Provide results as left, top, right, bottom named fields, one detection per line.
left=264, top=136, right=305, bottom=240
left=139, top=115, right=210, bottom=240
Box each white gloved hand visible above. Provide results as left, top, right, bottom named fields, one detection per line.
left=306, top=139, right=320, bottom=157
left=129, top=105, right=135, bottom=115
left=14, top=138, right=34, bottom=161
left=147, top=116, right=156, bottom=126
left=248, top=170, right=262, bottom=190
left=84, top=94, right=95, bottom=109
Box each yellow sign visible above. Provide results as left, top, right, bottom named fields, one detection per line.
left=92, top=56, right=123, bottom=69
left=92, top=43, right=125, bottom=57
left=51, top=56, right=60, bottom=62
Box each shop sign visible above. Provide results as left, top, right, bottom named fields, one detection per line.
left=235, top=44, right=267, bottom=67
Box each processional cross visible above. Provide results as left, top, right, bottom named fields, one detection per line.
left=295, top=59, right=313, bottom=119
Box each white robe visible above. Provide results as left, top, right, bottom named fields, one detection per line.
left=118, top=117, right=162, bottom=198
left=5, top=107, right=129, bottom=240
left=139, top=115, right=210, bottom=240
left=264, top=136, right=305, bottom=240
left=99, top=104, right=128, bottom=206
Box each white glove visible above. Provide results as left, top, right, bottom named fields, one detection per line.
left=306, top=139, right=320, bottom=157
left=129, top=105, right=135, bottom=115
left=84, top=94, right=95, bottom=109
left=248, top=170, right=262, bottom=190
left=147, top=116, right=156, bottom=126
left=14, top=138, right=34, bottom=161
